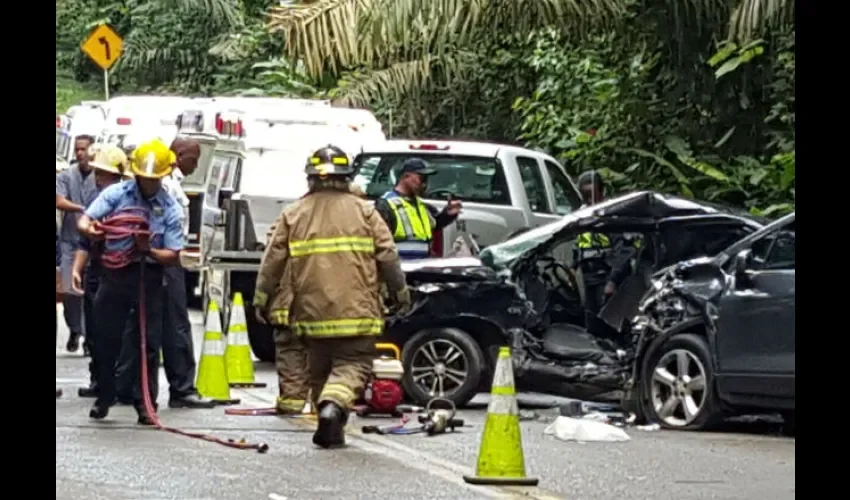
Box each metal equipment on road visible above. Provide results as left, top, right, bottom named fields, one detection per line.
left=356, top=343, right=405, bottom=418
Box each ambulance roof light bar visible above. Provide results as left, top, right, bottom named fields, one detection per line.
left=116, top=117, right=132, bottom=125
left=214, top=112, right=245, bottom=138
left=409, top=143, right=450, bottom=151
left=176, top=110, right=204, bottom=132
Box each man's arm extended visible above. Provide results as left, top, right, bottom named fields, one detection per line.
left=56, top=172, right=84, bottom=213
left=427, top=203, right=458, bottom=232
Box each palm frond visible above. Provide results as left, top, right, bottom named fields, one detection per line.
left=727, top=0, right=794, bottom=41
left=156, top=0, right=244, bottom=28
left=331, top=57, right=432, bottom=107
left=330, top=51, right=477, bottom=107
left=267, top=0, right=373, bottom=78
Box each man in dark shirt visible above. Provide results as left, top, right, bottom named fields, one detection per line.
left=374, top=158, right=462, bottom=260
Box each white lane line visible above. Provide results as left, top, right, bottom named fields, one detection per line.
left=56, top=377, right=88, bottom=384
left=232, top=388, right=564, bottom=500
left=268, top=494, right=288, bottom=500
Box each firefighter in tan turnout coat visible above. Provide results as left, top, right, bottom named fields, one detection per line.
left=253, top=145, right=411, bottom=448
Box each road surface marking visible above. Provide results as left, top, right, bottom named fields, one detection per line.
left=233, top=388, right=565, bottom=500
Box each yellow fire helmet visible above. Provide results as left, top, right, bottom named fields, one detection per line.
left=89, top=145, right=129, bottom=178
left=130, top=139, right=175, bottom=179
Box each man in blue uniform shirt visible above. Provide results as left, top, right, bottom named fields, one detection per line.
left=77, top=140, right=184, bottom=425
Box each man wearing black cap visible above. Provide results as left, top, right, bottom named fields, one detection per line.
left=375, top=158, right=462, bottom=260
left=573, top=170, right=638, bottom=334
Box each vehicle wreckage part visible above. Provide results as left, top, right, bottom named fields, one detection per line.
left=401, top=327, right=485, bottom=407
left=642, top=333, right=722, bottom=430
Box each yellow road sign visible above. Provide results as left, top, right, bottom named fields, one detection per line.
left=81, top=25, right=123, bottom=71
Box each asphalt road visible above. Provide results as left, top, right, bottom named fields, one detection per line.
left=56, top=306, right=795, bottom=500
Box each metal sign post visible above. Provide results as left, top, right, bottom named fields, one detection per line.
left=81, top=25, right=124, bottom=100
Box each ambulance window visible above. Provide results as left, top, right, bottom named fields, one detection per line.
left=222, top=157, right=241, bottom=191
left=55, top=131, right=71, bottom=159
left=182, top=142, right=216, bottom=188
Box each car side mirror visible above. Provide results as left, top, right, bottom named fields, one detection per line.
left=734, top=249, right=753, bottom=285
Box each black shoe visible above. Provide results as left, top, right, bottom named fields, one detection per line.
left=89, top=402, right=110, bottom=420
left=137, top=412, right=156, bottom=426
left=135, top=403, right=158, bottom=426
left=78, top=386, right=98, bottom=398
left=313, top=402, right=346, bottom=449
left=56, top=388, right=62, bottom=399
left=169, top=393, right=216, bottom=409
left=66, top=332, right=81, bottom=353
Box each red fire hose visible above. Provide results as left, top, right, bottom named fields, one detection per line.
left=97, top=208, right=268, bottom=453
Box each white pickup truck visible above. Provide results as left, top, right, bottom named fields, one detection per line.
left=205, top=139, right=585, bottom=362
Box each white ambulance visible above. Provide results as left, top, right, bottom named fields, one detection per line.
left=56, top=101, right=108, bottom=166
left=198, top=104, right=385, bottom=360
left=173, top=97, right=336, bottom=300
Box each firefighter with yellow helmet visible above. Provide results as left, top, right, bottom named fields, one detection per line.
left=77, top=139, right=185, bottom=425
left=253, top=145, right=410, bottom=448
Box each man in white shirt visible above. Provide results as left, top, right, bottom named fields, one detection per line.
left=115, top=139, right=214, bottom=408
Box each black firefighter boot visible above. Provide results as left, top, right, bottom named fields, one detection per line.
left=313, top=401, right=347, bottom=449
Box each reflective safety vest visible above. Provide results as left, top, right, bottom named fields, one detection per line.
left=382, top=192, right=433, bottom=260
left=577, top=232, right=611, bottom=259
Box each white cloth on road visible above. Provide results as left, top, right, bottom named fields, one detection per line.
left=544, top=416, right=631, bottom=443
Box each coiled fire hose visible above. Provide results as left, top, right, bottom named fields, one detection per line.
left=97, top=207, right=268, bottom=453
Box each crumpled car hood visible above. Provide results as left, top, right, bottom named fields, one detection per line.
left=481, top=191, right=744, bottom=272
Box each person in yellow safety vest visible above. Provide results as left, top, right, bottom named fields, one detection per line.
left=252, top=144, right=411, bottom=449
left=375, top=158, right=462, bottom=260
left=573, top=170, right=641, bottom=333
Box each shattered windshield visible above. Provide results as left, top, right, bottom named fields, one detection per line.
left=479, top=216, right=578, bottom=270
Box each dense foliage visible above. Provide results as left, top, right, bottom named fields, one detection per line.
left=56, top=0, right=795, bottom=215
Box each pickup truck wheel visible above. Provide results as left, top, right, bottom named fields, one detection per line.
left=641, top=333, right=722, bottom=430
left=246, top=304, right=275, bottom=363
left=401, top=327, right=484, bottom=408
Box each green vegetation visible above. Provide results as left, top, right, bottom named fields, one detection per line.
left=56, top=67, right=103, bottom=115
left=56, top=0, right=795, bottom=215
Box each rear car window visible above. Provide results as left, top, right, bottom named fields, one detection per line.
left=661, top=223, right=753, bottom=265
left=354, top=154, right=511, bottom=205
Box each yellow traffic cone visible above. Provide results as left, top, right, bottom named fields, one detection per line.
left=196, top=301, right=239, bottom=405
left=463, top=346, right=539, bottom=487
left=225, top=293, right=267, bottom=388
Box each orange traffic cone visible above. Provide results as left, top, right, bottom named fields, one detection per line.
left=463, top=346, right=539, bottom=486
left=225, top=293, right=266, bottom=388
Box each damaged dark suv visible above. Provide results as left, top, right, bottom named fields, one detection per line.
left=382, top=191, right=766, bottom=409
left=631, top=212, right=795, bottom=430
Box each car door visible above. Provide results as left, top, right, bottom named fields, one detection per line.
left=513, top=154, right=562, bottom=227
left=715, top=218, right=795, bottom=399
